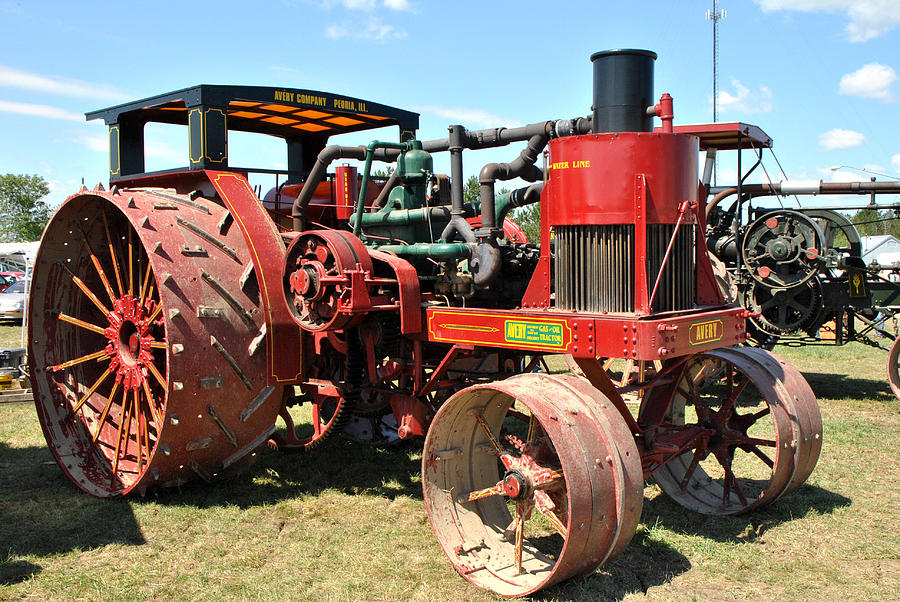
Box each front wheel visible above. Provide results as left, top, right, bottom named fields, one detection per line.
left=639, top=347, right=822, bottom=515
left=422, top=373, right=643, bottom=596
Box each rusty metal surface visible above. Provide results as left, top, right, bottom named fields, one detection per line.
left=637, top=347, right=822, bottom=515
left=422, top=373, right=642, bottom=597
left=208, top=171, right=303, bottom=385
left=29, top=188, right=282, bottom=496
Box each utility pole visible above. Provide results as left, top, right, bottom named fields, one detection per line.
left=706, top=1, right=725, bottom=185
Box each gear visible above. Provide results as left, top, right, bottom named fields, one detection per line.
left=744, top=279, right=823, bottom=335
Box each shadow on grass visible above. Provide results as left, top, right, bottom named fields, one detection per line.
left=800, top=371, right=895, bottom=402
left=641, top=483, right=851, bottom=544
left=0, top=441, right=145, bottom=584
left=142, top=435, right=424, bottom=510
left=542, top=528, right=691, bottom=601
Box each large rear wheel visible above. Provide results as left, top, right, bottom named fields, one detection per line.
left=29, top=188, right=282, bottom=496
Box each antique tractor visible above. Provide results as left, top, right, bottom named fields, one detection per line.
left=697, top=129, right=900, bottom=398
left=28, top=50, right=822, bottom=596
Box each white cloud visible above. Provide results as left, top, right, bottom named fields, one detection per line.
left=319, top=0, right=410, bottom=10
left=325, top=17, right=406, bottom=41
left=416, top=105, right=521, bottom=129
left=716, top=79, right=774, bottom=114
left=79, top=134, right=108, bottom=152
left=818, top=128, right=867, bottom=150
left=754, top=0, right=900, bottom=42
left=0, top=65, right=125, bottom=101
left=893, top=153, right=900, bottom=173
left=839, top=63, right=897, bottom=101
left=0, top=99, right=83, bottom=121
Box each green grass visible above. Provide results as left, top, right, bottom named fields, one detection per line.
left=1, top=326, right=898, bottom=600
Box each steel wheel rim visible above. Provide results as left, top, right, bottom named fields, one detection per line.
left=423, top=373, right=642, bottom=597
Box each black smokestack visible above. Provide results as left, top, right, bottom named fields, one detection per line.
left=590, top=49, right=657, bottom=133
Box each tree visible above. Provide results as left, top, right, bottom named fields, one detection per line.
left=0, top=174, right=51, bottom=242
left=463, top=174, right=479, bottom=205
left=850, top=207, right=881, bottom=237
left=511, top=203, right=541, bottom=243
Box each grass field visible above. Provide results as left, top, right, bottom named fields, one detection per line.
left=2, top=324, right=898, bottom=600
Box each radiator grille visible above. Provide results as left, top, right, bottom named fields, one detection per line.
left=554, top=224, right=695, bottom=313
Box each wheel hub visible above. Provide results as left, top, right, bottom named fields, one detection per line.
left=502, top=471, right=528, bottom=500
left=105, top=294, right=160, bottom=391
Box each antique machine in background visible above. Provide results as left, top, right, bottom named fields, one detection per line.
left=28, top=50, right=822, bottom=596
left=699, top=128, right=900, bottom=398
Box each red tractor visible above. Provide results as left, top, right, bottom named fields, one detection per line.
left=28, top=50, right=821, bottom=596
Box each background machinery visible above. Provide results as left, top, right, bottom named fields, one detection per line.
left=28, top=50, right=822, bottom=596
left=699, top=129, right=900, bottom=399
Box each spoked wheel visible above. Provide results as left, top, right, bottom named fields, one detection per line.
left=887, top=335, right=900, bottom=402
left=423, top=373, right=643, bottom=597
left=29, top=188, right=282, bottom=496
left=639, top=347, right=822, bottom=515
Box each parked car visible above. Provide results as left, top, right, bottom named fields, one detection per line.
left=0, top=279, right=27, bottom=321
left=0, top=271, right=25, bottom=282
left=0, top=274, right=13, bottom=293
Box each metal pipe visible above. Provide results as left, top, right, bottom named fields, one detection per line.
left=354, top=141, right=409, bottom=238
left=495, top=181, right=544, bottom=226
left=353, top=206, right=453, bottom=228
left=440, top=125, right=476, bottom=244
left=291, top=144, right=401, bottom=230
left=706, top=180, right=900, bottom=218
left=370, top=169, right=400, bottom=211
left=373, top=242, right=471, bottom=259
left=478, top=133, right=548, bottom=234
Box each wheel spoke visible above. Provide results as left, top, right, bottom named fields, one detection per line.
left=91, top=380, right=120, bottom=445
left=102, top=211, right=124, bottom=297
left=128, top=228, right=134, bottom=297
left=751, top=406, right=771, bottom=422
left=720, top=372, right=749, bottom=417
left=678, top=451, right=704, bottom=491
left=51, top=348, right=109, bottom=372
left=526, top=413, right=537, bottom=446
left=140, top=400, right=151, bottom=467
left=533, top=489, right=567, bottom=537
left=724, top=464, right=749, bottom=507
left=458, top=481, right=504, bottom=503
left=85, top=252, right=118, bottom=306
left=146, top=359, right=167, bottom=390
left=146, top=302, right=163, bottom=326
left=58, top=313, right=107, bottom=335
left=740, top=435, right=776, bottom=448
left=69, top=367, right=112, bottom=415
left=141, top=378, right=162, bottom=428
left=748, top=444, right=775, bottom=468
left=111, top=388, right=135, bottom=479
left=139, top=260, right=153, bottom=305
left=473, top=412, right=504, bottom=456
left=532, top=468, right=564, bottom=488
left=514, top=503, right=525, bottom=575
left=71, top=274, right=111, bottom=316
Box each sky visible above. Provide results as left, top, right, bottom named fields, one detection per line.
left=1, top=0, right=899, bottom=211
